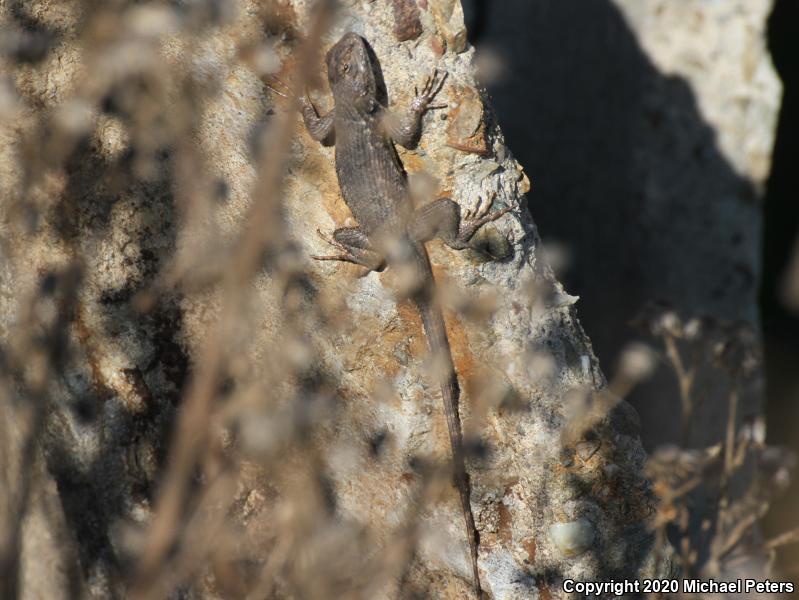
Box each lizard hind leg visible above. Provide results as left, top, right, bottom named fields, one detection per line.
left=409, top=194, right=517, bottom=251
left=311, top=226, right=385, bottom=271
left=454, top=192, right=518, bottom=248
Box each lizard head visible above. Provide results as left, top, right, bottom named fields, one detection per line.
left=326, top=32, right=380, bottom=111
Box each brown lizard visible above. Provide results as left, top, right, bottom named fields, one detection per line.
left=299, top=32, right=516, bottom=596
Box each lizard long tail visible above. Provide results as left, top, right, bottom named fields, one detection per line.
left=413, top=261, right=482, bottom=598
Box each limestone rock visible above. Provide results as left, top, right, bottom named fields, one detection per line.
left=0, top=1, right=663, bottom=596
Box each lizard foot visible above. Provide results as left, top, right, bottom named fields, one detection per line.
left=310, top=253, right=360, bottom=264
left=310, top=228, right=351, bottom=261
left=456, top=193, right=518, bottom=246
left=315, top=227, right=344, bottom=250
left=412, top=68, right=449, bottom=112
left=311, top=228, right=355, bottom=263
left=312, top=228, right=384, bottom=271
left=265, top=76, right=318, bottom=117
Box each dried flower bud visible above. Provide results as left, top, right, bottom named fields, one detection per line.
left=683, top=318, right=702, bottom=340
left=618, top=343, right=656, bottom=383
left=712, top=322, right=760, bottom=376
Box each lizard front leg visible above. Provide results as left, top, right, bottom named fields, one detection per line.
left=382, top=68, right=447, bottom=149
left=300, top=95, right=335, bottom=143
left=409, top=194, right=517, bottom=250
left=266, top=76, right=336, bottom=144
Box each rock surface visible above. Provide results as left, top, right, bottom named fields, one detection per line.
left=1, top=1, right=662, bottom=597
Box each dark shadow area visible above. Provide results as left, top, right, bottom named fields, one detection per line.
left=42, top=137, right=188, bottom=591
left=761, top=0, right=799, bottom=575
left=466, top=0, right=760, bottom=451
left=465, top=0, right=771, bottom=571
left=25, top=115, right=190, bottom=593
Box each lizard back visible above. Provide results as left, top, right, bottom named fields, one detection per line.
left=333, top=106, right=412, bottom=237
left=326, top=33, right=414, bottom=238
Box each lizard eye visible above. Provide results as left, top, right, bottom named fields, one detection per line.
left=342, top=63, right=350, bottom=73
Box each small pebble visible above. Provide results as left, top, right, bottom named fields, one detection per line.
left=548, top=518, right=595, bottom=557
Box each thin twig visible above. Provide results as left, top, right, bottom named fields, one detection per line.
left=663, top=334, right=695, bottom=447
left=765, top=526, right=799, bottom=551
left=130, top=3, right=335, bottom=596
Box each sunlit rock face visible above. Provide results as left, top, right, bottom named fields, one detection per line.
left=1, top=1, right=663, bottom=597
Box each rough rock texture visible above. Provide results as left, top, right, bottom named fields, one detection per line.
left=1, top=1, right=663, bottom=597
left=466, top=0, right=781, bottom=450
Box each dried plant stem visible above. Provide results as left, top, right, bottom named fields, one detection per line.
left=765, top=526, right=799, bottom=551
left=663, top=334, right=695, bottom=447
left=0, top=398, right=46, bottom=600
left=718, top=510, right=760, bottom=560
left=130, top=4, right=334, bottom=597
left=716, top=385, right=739, bottom=540
left=0, top=266, right=80, bottom=600
left=723, top=387, right=739, bottom=484
left=651, top=524, right=667, bottom=599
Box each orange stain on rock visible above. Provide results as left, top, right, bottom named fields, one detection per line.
left=538, top=583, right=553, bottom=600
left=298, top=149, right=350, bottom=222
left=400, top=472, right=417, bottom=485
left=442, top=309, right=477, bottom=385
left=399, top=151, right=426, bottom=174
left=396, top=300, right=429, bottom=358
left=522, top=537, right=537, bottom=563
left=497, top=501, right=513, bottom=545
